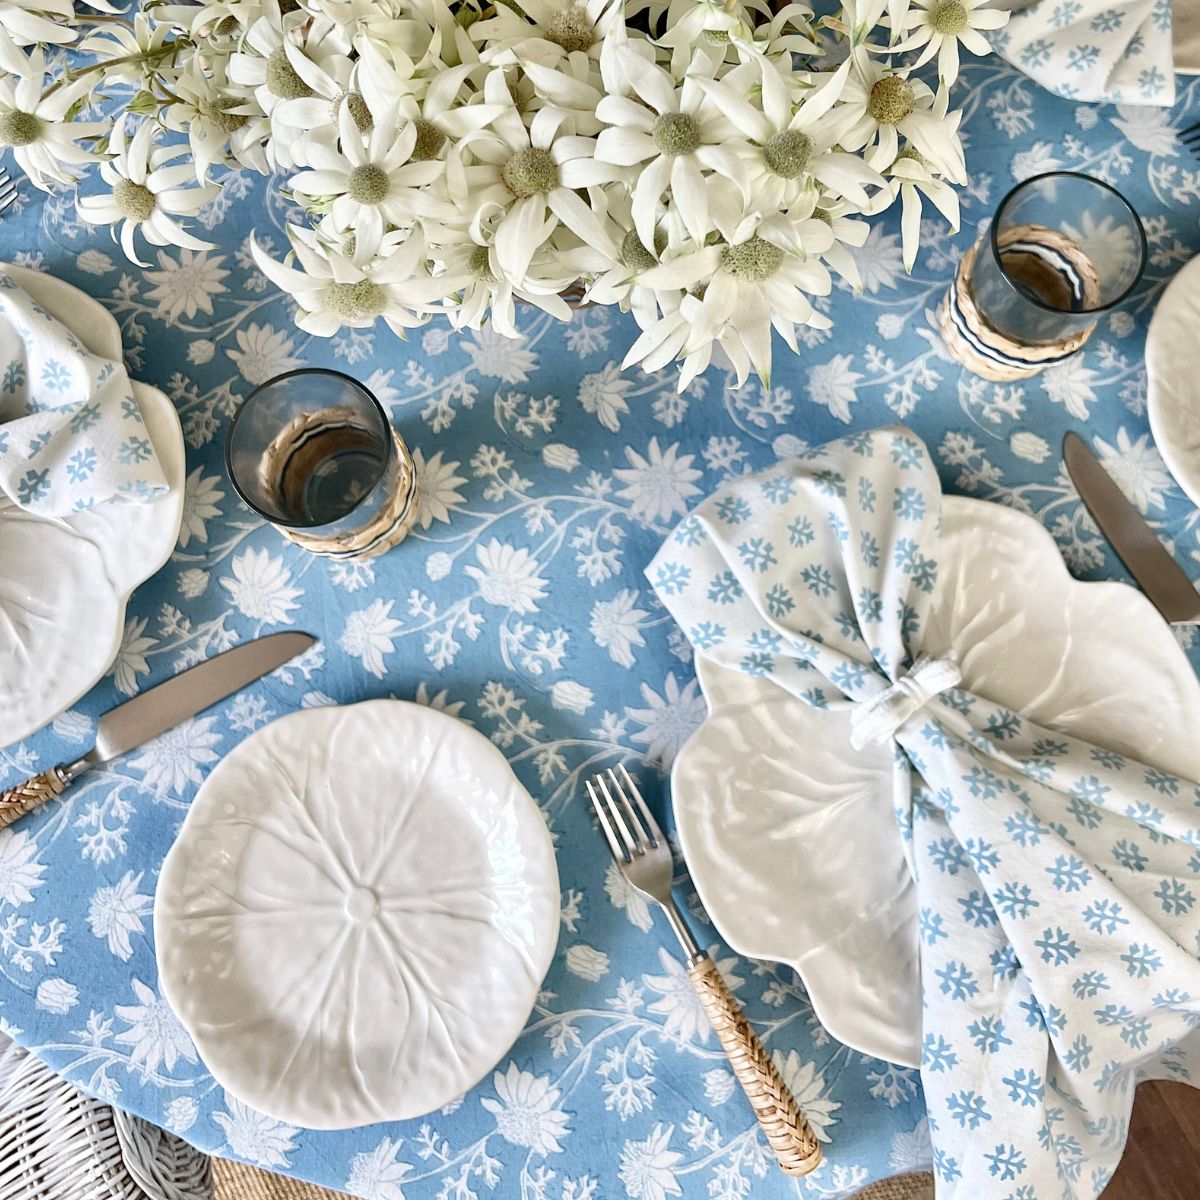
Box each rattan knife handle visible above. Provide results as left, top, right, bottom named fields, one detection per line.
left=0, top=767, right=67, bottom=830
left=688, top=953, right=823, bottom=1176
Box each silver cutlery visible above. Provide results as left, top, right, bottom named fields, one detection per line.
left=1063, top=432, right=1200, bottom=623
left=0, top=170, right=15, bottom=215
left=587, top=763, right=822, bottom=1177
left=1182, top=121, right=1200, bottom=160
left=0, top=631, right=316, bottom=829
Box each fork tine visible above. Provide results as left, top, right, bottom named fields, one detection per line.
left=586, top=778, right=627, bottom=864
left=616, top=762, right=661, bottom=848
left=603, top=766, right=651, bottom=853
left=594, top=772, right=640, bottom=858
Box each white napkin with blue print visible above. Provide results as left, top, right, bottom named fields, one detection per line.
left=990, top=0, right=1176, bottom=107
left=649, top=425, right=1200, bottom=1200
left=0, top=272, right=167, bottom=516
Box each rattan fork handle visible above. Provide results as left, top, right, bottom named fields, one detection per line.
left=0, top=766, right=68, bottom=830
left=688, top=953, right=823, bottom=1176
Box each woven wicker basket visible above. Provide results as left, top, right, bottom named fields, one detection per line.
left=0, top=1032, right=211, bottom=1200
left=852, top=1172, right=936, bottom=1199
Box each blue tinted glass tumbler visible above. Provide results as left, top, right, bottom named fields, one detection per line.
left=939, top=171, right=1146, bottom=381
left=226, top=369, right=419, bottom=559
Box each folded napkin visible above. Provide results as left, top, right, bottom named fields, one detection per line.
left=0, top=272, right=167, bottom=516
left=990, top=0, right=1175, bottom=107
left=649, top=426, right=1200, bottom=1199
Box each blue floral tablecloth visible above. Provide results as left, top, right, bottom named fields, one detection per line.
left=1, top=57, right=1199, bottom=1200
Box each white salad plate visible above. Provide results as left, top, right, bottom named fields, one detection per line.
left=1148, top=254, right=1200, bottom=508
left=0, top=264, right=184, bottom=749
left=155, top=700, right=561, bottom=1129
left=672, top=495, right=1200, bottom=1068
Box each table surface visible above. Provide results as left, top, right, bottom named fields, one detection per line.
left=1, top=56, right=1199, bottom=1200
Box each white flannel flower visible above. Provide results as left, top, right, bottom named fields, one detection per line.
left=884, top=147, right=959, bottom=271
left=594, top=45, right=746, bottom=247
left=472, top=0, right=623, bottom=67
left=76, top=118, right=219, bottom=266
left=893, top=0, right=1007, bottom=85
left=0, top=0, right=82, bottom=44
left=837, top=60, right=965, bottom=184
left=435, top=238, right=576, bottom=338
left=629, top=228, right=832, bottom=388
left=447, top=68, right=616, bottom=286
left=228, top=4, right=347, bottom=167
left=251, top=223, right=441, bottom=336
left=695, top=58, right=884, bottom=220
left=0, top=42, right=105, bottom=187
left=163, top=55, right=270, bottom=179
left=290, top=105, right=448, bottom=244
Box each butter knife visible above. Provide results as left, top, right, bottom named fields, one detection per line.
left=1063, top=432, right=1200, bottom=624
left=0, top=631, right=316, bottom=829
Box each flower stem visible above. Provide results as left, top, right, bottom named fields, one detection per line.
left=42, top=40, right=186, bottom=99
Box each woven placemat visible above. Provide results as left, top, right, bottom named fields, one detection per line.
left=852, top=1172, right=936, bottom=1200
left=212, top=1156, right=348, bottom=1200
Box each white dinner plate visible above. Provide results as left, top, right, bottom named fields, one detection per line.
left=1148, top=255, right=1200, bottom=507
left=672, top=496, right=1200, bottom=1068
left=0, top=265, right=184, bottom=748
left=155, top=700, right=561, bottom=1129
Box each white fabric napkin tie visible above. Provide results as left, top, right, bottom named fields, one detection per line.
left=849, top=654, right=961, bottom=750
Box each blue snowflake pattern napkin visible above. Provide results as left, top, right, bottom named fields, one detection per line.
left=990, top=0, right=1175, bottom=107
left=648, top=424, right=1200, bottom=1199
left=0, top=272, right=167, bottom=515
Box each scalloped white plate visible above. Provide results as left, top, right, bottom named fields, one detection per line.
left=155, top=700, right=561, bottom=1129
left=672, top=496, right=1200, bottom=1068
left=0, top=265, right=184, bottom=748
left=1148, top=254, right=1200, bottom=506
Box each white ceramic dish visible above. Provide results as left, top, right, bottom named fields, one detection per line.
left=672, top=495, right=1200, bottom=1068
left=0, top=265, right=184, bottom=749
left=1148, top=254, right=1200, bottom=507
left=155, top=700, right=561, bottom=1130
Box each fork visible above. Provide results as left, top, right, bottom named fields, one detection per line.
left=0, top=169, right=15, bottom=215
left=587, top=764, right=823, bottom=1177
left=1181, top=122, right=1200, bottom=158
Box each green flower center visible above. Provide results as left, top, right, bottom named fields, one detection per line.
left=931, top=1, right=969, bottom=34
left=896, top=145, right=927, bottom=167
left=343, top=92, right=372, bottom=132
left=544, top=6, right=595, bottom=53
left=114, top=179, right=156, bottom=221
left=202, top=101, right=246, bottom=132
left=868, top=76, right=915, bottom=125
left=469, top=245, right=496, bottom=282
left=721, top=236, right=784, bottom=282
left=265, top=47, right=313, bottom=100
left=347, top=164, right=390, bottom=205
left=0, top=111, right=41, bottom=147
left=620, top=229, right=657, bottom=273
left=812, top=207, right=833, bottom=225
left=412, top=117, right=446, bottom=162
left=325, top=279, right=386, bottom=320
left=701, top=27, right=730, bottom=44
left=653, top=111, right=700, bottom=157
left=763, top=130, right=814, bottom=180
left=502, top=147, right=558, bottom=198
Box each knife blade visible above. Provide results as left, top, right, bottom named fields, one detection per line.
left=1063, top=432, right=1200, bottom=624
left=0, top=630, right=316, bottom=829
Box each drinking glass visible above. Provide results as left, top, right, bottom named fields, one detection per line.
left=940, top=171, right=1146, bottom=380
left=226, top=369, right=419, bottom=559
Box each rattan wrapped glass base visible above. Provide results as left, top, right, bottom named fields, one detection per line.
left=938, top=230, right=1099, bottom=381
left=277, top=430, right=420, bottom=560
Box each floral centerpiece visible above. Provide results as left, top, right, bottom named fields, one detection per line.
left=0, top=0, right=1005, bottom=388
